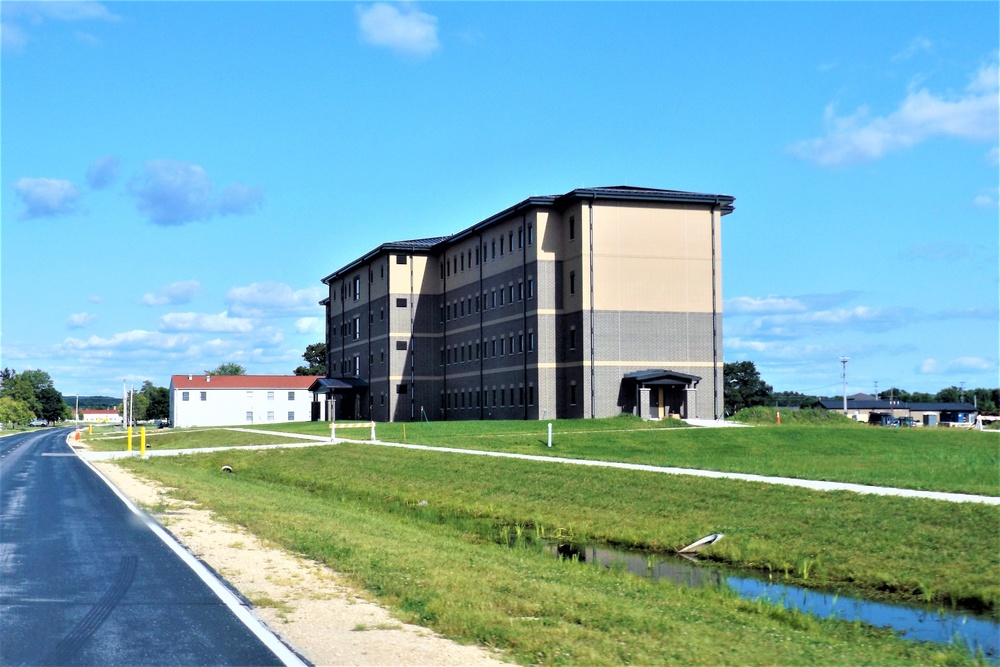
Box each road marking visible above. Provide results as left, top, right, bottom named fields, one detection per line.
left=75, top=452, right=308, bottom=666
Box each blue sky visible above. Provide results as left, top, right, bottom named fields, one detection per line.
left=2, top=1, right=997, bottom=399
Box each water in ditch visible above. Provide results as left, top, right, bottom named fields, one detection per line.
left=544, top=540, right=998, bottom=662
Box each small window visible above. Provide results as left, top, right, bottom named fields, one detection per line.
left=569, top=270, right=576, bottom=295
left=570, top=382, right=578, bottom=406
left=569, top=215, right=576, bottom=240
left=352, top=276, right=361, bottom=300
left=396, top=297, right=407, bottom=308
left=200, top=391, right=207, bottom=401
left=528, top=278, right=535, bottom=299
left=528, top=331, right=535, bottom=352
left=182, top=391, right=189, bottom=402
left=570, top=326, right=577, bottom=350
left=267, top=411, right=275, bottom=422
left=396, top=340, right=408, bottom=351
left=397, top=383, right=408, bottom=394
left=246, top=411, right=253, bottom=422
left=396, top=254, right=408, bottom=264
left=288, top=411, right=295, bottom=421
left=527, top=224, right=533, bottom=246
left=267, top=391, right=274, bottom=401
left=518, top=227, right=523, bottom=249
left=353, top=317, right=361, bottom=339
left=528, top=384, right=535, bottom=406
left=288, top=391, right=295, bottom=400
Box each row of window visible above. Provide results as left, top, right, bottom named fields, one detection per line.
left=442, top=277, right=534, bottom=322
left=442, top=384, right=536, bottom=410
left=245, top=411, right=295, bottom=422
left=442, top=225, right=535, bottom=278
left=181, top=391, right=298, bottom=401
left=442, top=330, right=535, bottom=366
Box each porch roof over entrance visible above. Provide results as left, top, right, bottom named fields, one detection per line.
left=309, top=377, right=369, bottom=394
left=622, top=369, right=702, bottom=387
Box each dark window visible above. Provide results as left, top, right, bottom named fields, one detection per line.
left=569, top=270, right=576, bottom=295
left=396, top=297, right=407, bottom=307
left=570, top=383, right=578, bottom=406
left=396, top=255, right=407, bottom=264
left=569, top=216, right=575, bottom=240
left=396, top=340, right=408, bottom=350
left=396, top=384, right=408, bottom=394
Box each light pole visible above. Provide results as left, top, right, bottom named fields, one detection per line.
left=840, top=357, right=850, bottom=415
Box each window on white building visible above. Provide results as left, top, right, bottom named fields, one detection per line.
left=182, top=392, right=189, bottom=401
left=267, top=411, right=275, bottom=422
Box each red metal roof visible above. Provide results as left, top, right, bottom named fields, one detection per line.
left=170, top=375, right=321, bottom=390
left=82, top=409, right=118, bottom=415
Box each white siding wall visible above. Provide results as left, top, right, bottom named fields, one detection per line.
left=170, top=387, right=315, bottom=428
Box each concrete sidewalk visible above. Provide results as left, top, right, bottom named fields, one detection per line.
left=77, top=434, right=999, bottom=506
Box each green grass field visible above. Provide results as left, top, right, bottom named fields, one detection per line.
left=258, top=415, right=1000, bottom=496
left=112, top=419, right=1000, bottom=666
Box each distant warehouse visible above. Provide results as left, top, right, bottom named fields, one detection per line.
left=317, top=186, right=735, bottom=422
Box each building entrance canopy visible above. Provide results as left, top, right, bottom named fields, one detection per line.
left=621, top=370, right=701, bottom=420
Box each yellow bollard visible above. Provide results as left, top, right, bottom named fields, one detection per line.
left=140, top=427, right=146, bottom=456
left=88, top=424, right=92, bottom=435
left=127, top=426, right=133, bottom=452
left=402, top=423, right=406, bottom=443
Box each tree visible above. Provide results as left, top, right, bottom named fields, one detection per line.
left=206, top=363, right=247, bottom=376
left=141, top=381, right=170, bottom=420
left=723, top=361, right=773, bottom=415
left=294, top=342, right=326, bottom=376
left=38, top=386, right=71, bottom=422
left=0, top=396, right=34, bottom=426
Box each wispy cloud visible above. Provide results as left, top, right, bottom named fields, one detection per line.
left=12, top=177, right=81, bottom=219
left=357, top=3, right=439, bottom=58
left=791, top=60, right=999, bottom=166
left=67, top=312, right=98, bottom=329
left=2, top=1, right=120, bottom=53
left=227, top=282, right=325, bottom=318
left=892, top=36, right=932, bottom=62
left=61, top=330, right=192, bottom=353
left=86, top=156, right=119, bottom=190
left=158, top=311, right=254, bottom=334
left=294, top=317, right=323, bottom=335
left=141, top=280, right=203, bottom=306
left=918, top=356, right=995, bottom=375
left=128, top=160, right=264, bottom=225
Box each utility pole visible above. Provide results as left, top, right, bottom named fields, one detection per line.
left=840, top=357, right=850, bottom=414
left=874, top=380, right=879, bottom=400
left=959, top=381, right=966, bottom=402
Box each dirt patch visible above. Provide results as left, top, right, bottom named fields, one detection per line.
left=93, top=462, right=506, bottom=666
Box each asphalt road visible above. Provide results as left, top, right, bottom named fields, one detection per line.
left=0, top=428, right=302, bottom=666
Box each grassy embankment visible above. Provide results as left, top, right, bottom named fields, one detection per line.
left=258, top=411, right=999, bottom=496
left=108, top=416, right=1000, bottom=666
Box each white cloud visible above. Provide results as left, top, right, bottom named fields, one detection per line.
left=725, top=296, right=806, bottom=314
left=67, top=312, right=98, bottom=329
left=294, top=317, right=323, bottom=335
left=61, top=330, right=191, bottom=352
left=791, top=60, right=999, bottom=166
left=141, top=280, right=203, bottom=306
left=159, top=311, right=254, bottom=334
left=12, top=177, right=81, bottom=219
left=2, top=2, right=119, bottom=53
left=227, top=282, right=325, bottom=318
left=357, top=3, right=439, bottom=57
left=918, top=357, right=994, bottom=374
left=128, top=160, right=263, bottom=225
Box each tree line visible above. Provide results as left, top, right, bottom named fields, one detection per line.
left=724, top=361, right=999, bottom=414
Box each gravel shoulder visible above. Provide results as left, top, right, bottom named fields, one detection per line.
left=92, top=461, right=506, bottom=667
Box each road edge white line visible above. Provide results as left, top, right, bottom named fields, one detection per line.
left=73, top=441, right=308, bottom=667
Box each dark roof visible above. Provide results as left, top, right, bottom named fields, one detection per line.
left=819, top=399, right=977, bottom=411
left=622, top=369, right=702, bottom=386
left=309, top=377, right=369, bottom=393
left=321, top=186, right=735, bottom=285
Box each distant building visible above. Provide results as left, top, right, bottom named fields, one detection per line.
left=81, top=409, right=122, bottom=425
left=818, top=394, right=978, bottom=426
left=169, top=375, right=321, bottom=428
left=319, top=185, right=735, bottom=422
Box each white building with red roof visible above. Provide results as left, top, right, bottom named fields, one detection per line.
left=169, top=374, right=322, bottom=428
left=81, top=409, right=122, bottom=424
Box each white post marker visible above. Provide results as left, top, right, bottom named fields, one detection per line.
left=547, top=423, right=552, bottom=448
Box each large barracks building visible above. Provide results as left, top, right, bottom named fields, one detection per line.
left=317, top=186, right=735, bottom=422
